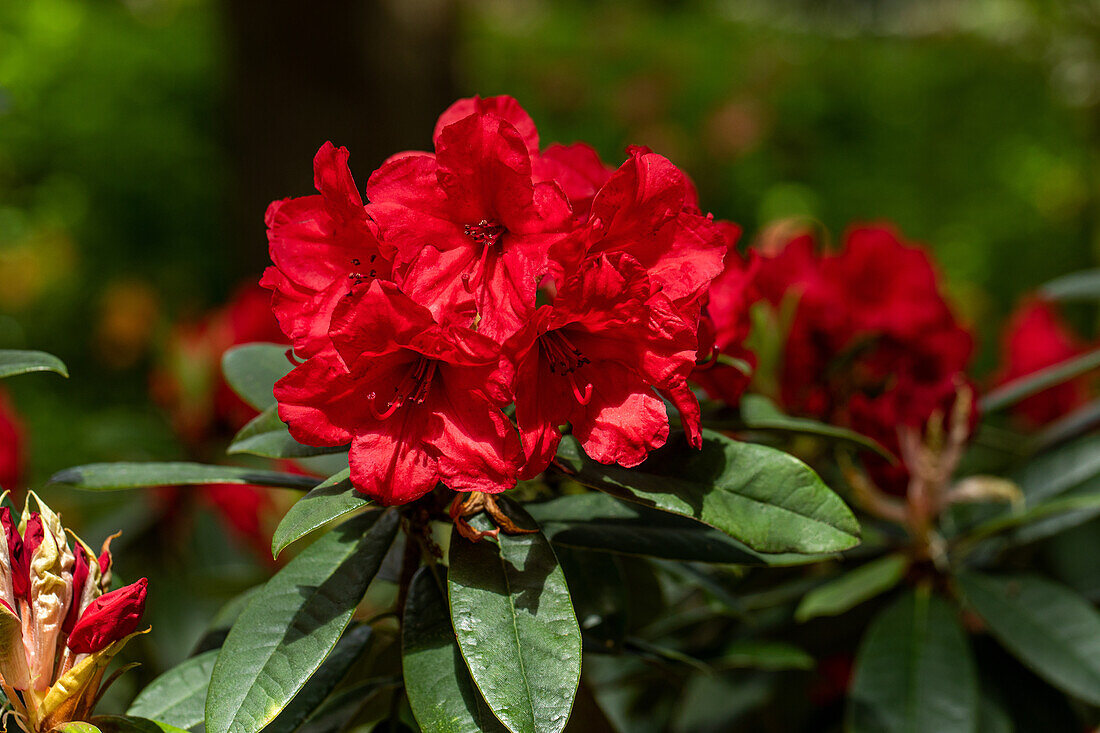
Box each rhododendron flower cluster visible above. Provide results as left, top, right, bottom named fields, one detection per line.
left=997, top=298, right=1093, bottom=425
left=0, top=493, right=147, bottom=733
left=701, top=225, right=974, bottom=493
left=263, top=96, right=726, bottom=504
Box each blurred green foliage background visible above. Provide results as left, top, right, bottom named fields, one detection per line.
left=2, top=0, right=1099, bottom=703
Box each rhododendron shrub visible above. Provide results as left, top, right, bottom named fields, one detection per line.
left=37, top=100, right=1100, bottom=733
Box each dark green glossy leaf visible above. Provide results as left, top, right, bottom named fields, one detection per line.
left=847, top=590, right=978, bottom=733
left=403, top=567, right=506, bottom=733
left=228, top=407, right=347, bottom=460
left=205, top=510, right=399, bottom=733
left=92, top=717, right=189, bottom=733
left=960, top=492, right=1100, bottom=550
left=448, top=504, right=581, bottom=733
left=221, top=343, right=294, bottom=412
left=0, top=350, right=68, bottom=379
left=271, top=469, right=371, bottom=558
left=265, top=624, right=374, bottom=733
left=980, top=348, right=1100, bottom=414
left=528, top=493, right=775, bottom=564
left=958, top=572, right=1100, bottom=705
left=555, top=431, right=859, bottom=554
left=739, top=394, right=895, bottom=461
left=49, top=462, right=318, bottom=491
left=127, top=650, right=218, bottom=729
left=1039, top=268, right=1100, bottom=301
left=795, top=553, right=908, bottom=622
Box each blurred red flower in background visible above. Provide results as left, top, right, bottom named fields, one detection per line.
left=0, top=389, right=24, bottom=491
left=996, top=298, right=1092, bottom=426
left=152, top=281, right=288, bottom=557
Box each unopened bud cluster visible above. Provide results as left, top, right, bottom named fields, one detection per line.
left=0, top=493, right=148, bottom=733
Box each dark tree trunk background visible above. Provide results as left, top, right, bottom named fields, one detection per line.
left=221, top=0, right=457, bottom=274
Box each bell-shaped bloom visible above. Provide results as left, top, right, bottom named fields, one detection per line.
left=508, top=254, right=700, bottom=477
left=997, top=298, right=1091, bottom=425
left=66, top=578, right=148, bottom=655
left=366, top=103, right=573, bottom=340
left=274, top=280, right=522, bottom=504
left=262, top=142, right=395, bottom=358
left=551, top=145, right=727, bottom=322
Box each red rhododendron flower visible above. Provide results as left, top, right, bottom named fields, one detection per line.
left=737, top=225, right=975, bottom=493
left=262, top=142, right=394, bottom=358
left=508, top=254, right=700, bottom=477
left=66, top=578, right=148, bottom=654
left=552, top=145, right=727, bottom=322
left=367, top=107, right=572, bottom=340
left=275, top=280, right=521, bottom=504
left=0, top=390, right=24, bottom=492
left=997, top=298, right=1090, bottom=425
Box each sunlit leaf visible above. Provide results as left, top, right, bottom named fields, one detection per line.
left=737, top=394, right=894, bottom=460
left=1039, top=268, right=1100, bottom=301
left=555, top=431, right=859, bottom=554
left=271, top=469, right=371, bottom=558
left=448, top=504, right=581, bottom=733
left=228, top=407, right=347, bottom=460
left=205, top=510, right=399, bottom=733
left=127, top=650, right=218, bottom=730
left=49, top=462, right=318, bottom=491
left=403, top=568, right=507, bottom=733
left=221, top=343, right=294, bottom=412
left=0, top=350, right=68, bottom=379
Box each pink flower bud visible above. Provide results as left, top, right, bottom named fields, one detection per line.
left=66, top=578, right=147, bottom=654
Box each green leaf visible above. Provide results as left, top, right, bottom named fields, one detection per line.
left=1039, top=268, right=1100, bottom=301
left=127, top=650, right=218, bottom=729
left=555, top=431, right=860, bottom=554
left=847, top=589, right=979, bottom=733
left=53, top=724, right=101, bottom=733
left=448, top=503, right=582, bottom=733
left=265, top=624, right=374, bottom=733
left=271, top=469, right=371, bottom=558
left=957, top=572, right=1100, bottom=706
left=795, top=553, right=909, bottom=622
left=205, top=510, right=399, bottom=733
left=528, top=493, right=786, bottom=565
left=980, top=347, right=1100, bottom=414
left=228, top=407, right=347, bottom=460
left=403, top=567, right=507, bottom=733
left=1012, top=433, right=1100, bottom=503
left=49, top=462, right=318, bottom=491
left=960, top=492, right=1100, bottom=550
left=0, top=349, right=68, bottom=379
left=716, top=641, right=814, bottom=671
left=221, top=343, right=294, bottom=412
left=92, top=717, right=190, bottom=733
left=738, top=394, right=895, bottom=461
